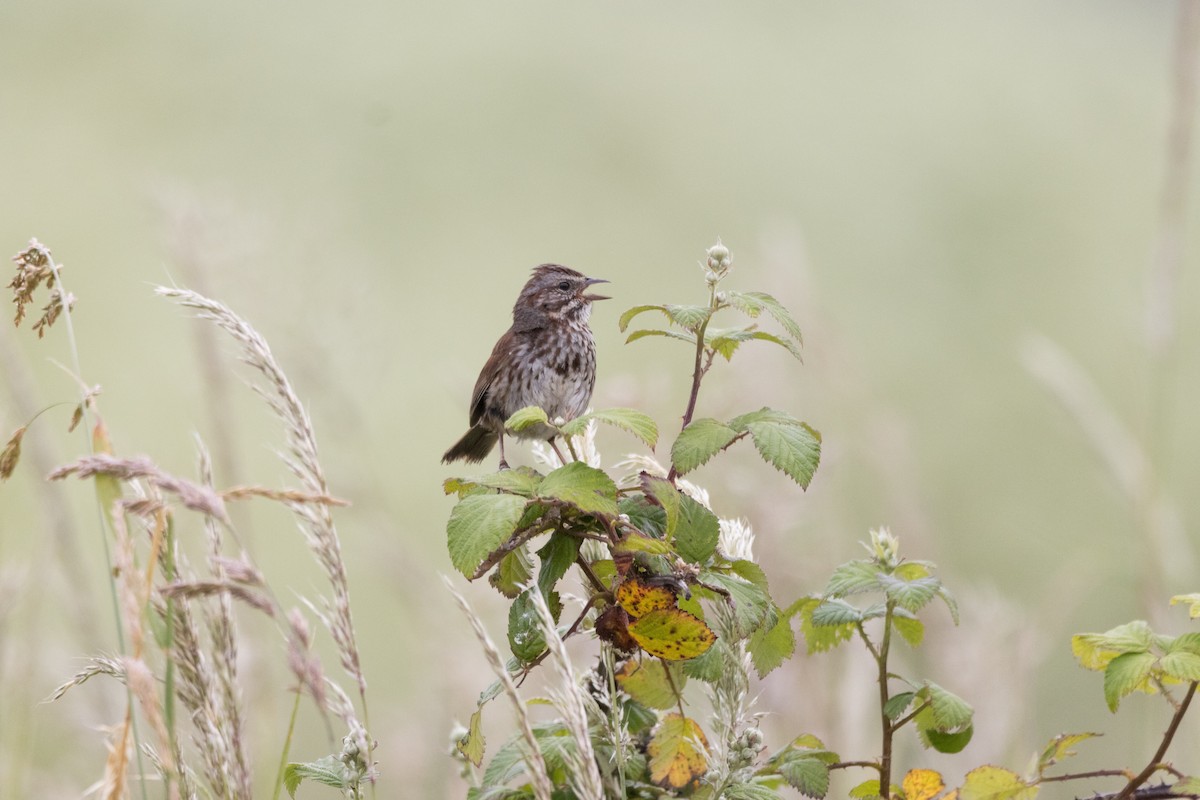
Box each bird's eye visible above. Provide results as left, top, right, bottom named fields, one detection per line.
left=557, top=280, right=571, bottom=291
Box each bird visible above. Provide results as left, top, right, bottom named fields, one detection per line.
left=442, top=264, right=609, bottom=470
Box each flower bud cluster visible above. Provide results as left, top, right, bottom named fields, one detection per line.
left=727, top=726, right=765, bottom=770
left=703, top=239, right=732, bottom=286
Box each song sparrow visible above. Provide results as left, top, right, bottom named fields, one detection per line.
left=442, top=264, right=610, bottom=469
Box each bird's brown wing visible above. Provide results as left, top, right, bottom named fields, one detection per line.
left=468, top=327, right=516, bottom=428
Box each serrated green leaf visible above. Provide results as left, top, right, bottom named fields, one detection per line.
left=505, top=405, right=550, bottom=433
left=795, top=597, right=855, bottom=653
left=457, top=708, right=486, bottom=766
left=810, top=598, right=864, bottom=627
left=621, top=494, right=668, bottom=538
left=1159, top=650, right=1200, bottom=682
left=725, top=783, right=784, bottom=800
left=891, top=612, right=925, bottom=647
left=675, top=494, right=720, bottom=564
left=476, top=466, right=544, bottom=497
left=731, top=560, right=771, bottom=593
left=1167, top=632, right=1200, bottom=655
left=619, top=304, right=669, bottom=332
left=536, top=531, right=581, bottom=596
left=489, top=546, right=534, bottom=598
left=958, top=764, right=1036, bottom=800
left=701, top=570, right=772, bottom=637
left=284, top=756, right=349, bottom=798
left=671, top=418, right=739, bottom=474
left=665, top=303, right=712, bottom=331
left=1171, top=777, right=1200, bottom=796
left=937, top=584, right=960, bottom=625
left=629, top=608, right=717, bottom=661
left=748, top=607, right=796, bottom=678
left=561, top=407, right=659, bottom=449
left=447, top=494, right=528, bottom=577
left=921, top=681, right=974, bottom=730
left=878, top=574, right=940, bottom=614
left=641, top=474, right=682, bottom=539
left=626, top=328, right=698, bottom=347
left=536, top=461, right=619, bottom=517
left=724, top=291, right=804, bottom=345
left=508, top=589, right=553, bottom=663
left=848, top=779, right=883, bottom=799
left=682, top=638, right=728, bottom=682
left=824, top=560, right=882, bottom=597
left=1103, top=651, right=1157, bottom=711
left=615, top=534, right=673, bottom=555
left=884, top=691, right=917, bottom=721
left=746, top=418, right=821, bottom=489
left=895, top=561, right=933, bottom=580
left=482, top=723, right=575, bottom=787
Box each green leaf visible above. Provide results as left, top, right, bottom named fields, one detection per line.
left=561, top=407, right=659, bottom=449
left=619, top=304, right=669, bottom=332
left=457, top=708, right=486, bottom=766
left=810, top=598, right=864, bottom=627
left=284, top=756, right=349, bottom=798
left=476, top=467, right=544, bottom=497
left=626, top=328, right=698, bottom=346
left=508, top=589, right=551, bottom=663
left=706, top=326, right=803, bottom=361
left=482, top=723, right=575, bottom=787
left=884, top=692, right=917, bottom=721
left=724, top=291, right=804, bottom=345
left=675, top=494, right=720, bottom=563
left=665, top=303, right=712, bottom=331
left=878, top=574, right=940, bottom=614
left=447, top=494, right=528, bottom=577
left=848, top=779, right=883, bottom=800
left=701, top=570, right=772, bottom=637
left=936, top=584, right=960, bottom=624
left=725, top=783, right=784, bottom=800
left=682, top=638, right=728, bottom=682
left=616, top=659, right=686, bottom=709
left=779, top=757, right=830, bottom=799
left=797, top=597, right=856, bottom=653
left=489, top=546, right=534, bottom=598
left=621, top=494, right=668, bottom=539
left=505, top=405, right=550, bottom=433
left=823, top=560, right=882, bottom=597
left=628, top=608, right=717, bottom=661
left=920, top=681, right=974, bottom=730
left=1103, top=650, right=1157, bottom=711
left=640, top=474, right=682, bottom=539
left=958, top=765, right=1037, bottom=800
left=1160, top=651, right=1200, bottom=682
left=923, top=723, right=974, bottom=754
left=1171, top=777, right=1200, bottom=797
left=537, top=461, right=619, bottom=517
left=745, top=417, right=821, bottom=489
left=1167, top=631, right=1200, bottom=655
left=536, top=531, right=581, bottom=596
left=731, top=559, right=771, bottom=592
left=671, top=418, right=739, bottom=474
left=748, top=607, right=796, bottom=677
left=891, top=612, right=925, bottom=647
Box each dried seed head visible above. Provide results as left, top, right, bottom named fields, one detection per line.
left=0, top=426, right=25, bottom=481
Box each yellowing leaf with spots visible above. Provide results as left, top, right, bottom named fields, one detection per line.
left=628, top=608, right=716, bottom=660
left=648, top=713, right=709, bottom=790
left=903, top=769, right=945, bottom=800
left=617, top=576, right=677, bottom=618
left=615, top=659, right=684, bottom=709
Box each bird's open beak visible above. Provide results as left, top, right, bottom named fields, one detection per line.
left=583, top=277, right=610, bottom=302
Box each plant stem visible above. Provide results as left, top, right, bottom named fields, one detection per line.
left=877, top=603, right=895, bottom=799
left=272, top=688, right=304, bottom=800
left=1114, top=681, right=1197, bottom=800
left=668, top=286, right=718, bottom=483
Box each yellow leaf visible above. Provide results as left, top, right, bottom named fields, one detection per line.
left=455, top=708, right=485, bottom=767
left=959, top=765, right=1038, bottom=800
left=648, top=713, right=708, bottom=790
left=617, top=576, right=677, bottom=618
left=903, top=768, right=945, bottom=800
left=628, top=608, right=716, bottom=661
left=615, top=659, right=683, bottom=709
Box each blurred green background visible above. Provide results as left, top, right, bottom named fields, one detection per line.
left=2, top=1, right=1199, bottom=796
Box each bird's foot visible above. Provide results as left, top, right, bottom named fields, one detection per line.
left=498, top=459, right=510, bottom=471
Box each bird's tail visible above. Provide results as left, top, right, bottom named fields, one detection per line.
left=441, top=426, right=498, bottom=464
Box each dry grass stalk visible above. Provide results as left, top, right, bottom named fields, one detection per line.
left=125, top=656, right=175, bottom=792
left=8, top=238, right=75, bottom=335
left=157, top=287, right=366, bottom=700
left=160, top=581, right=274, bottom=616
left=527, top=585, right=604, bottom=800
left=445, top=576, right=554, bottom=800
left=287, top=607, right=329, bottom=712
left=221, top=484, right=349, bottom=507
left=49, top=454, right=229, bottom=523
